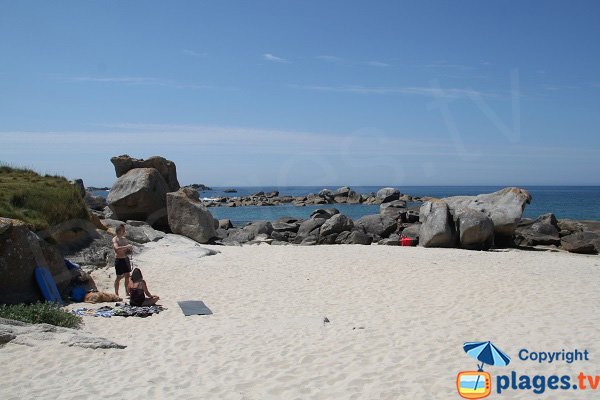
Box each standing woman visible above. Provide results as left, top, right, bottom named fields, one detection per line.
left=112, top=224, right=133, bottom=297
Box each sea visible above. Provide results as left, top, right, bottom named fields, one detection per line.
left=92, top=186, right=600, bottom=226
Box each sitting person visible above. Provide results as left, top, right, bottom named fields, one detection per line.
left=128, top=268, right=160, bottom=307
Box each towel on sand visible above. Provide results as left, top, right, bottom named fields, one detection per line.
left=177, top=301, right=213, bottom=316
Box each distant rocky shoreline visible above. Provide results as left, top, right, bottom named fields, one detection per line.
left=201, top=186, right=428, bottom=208
left=79, top=154, right=599, bottom=255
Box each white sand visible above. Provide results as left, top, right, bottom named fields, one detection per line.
left=2, top=235, right=600, bottom=399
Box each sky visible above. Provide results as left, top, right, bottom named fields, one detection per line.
left=1, top=0, right=599, bottom=187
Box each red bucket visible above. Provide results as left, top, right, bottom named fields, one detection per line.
left=400, top=236, right=416, bottom=246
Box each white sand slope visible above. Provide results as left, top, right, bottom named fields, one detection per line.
left=2, top=235, right=600, bottom=399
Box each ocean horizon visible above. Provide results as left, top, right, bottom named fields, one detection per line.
left=94, top=185, right=600, bottom=225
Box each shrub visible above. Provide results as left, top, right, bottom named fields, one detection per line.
left=0, top=302, right=82, bottom=329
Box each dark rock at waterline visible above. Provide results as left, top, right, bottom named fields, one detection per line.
left=310, top=208, right=340, bottom=220
left=376, top=187, right=400, bottom=203
left=272, top=221, right=299, bottom=233
left=514, top=213, right=561, bottom=247
left=560, top=231, right=600, bottom=254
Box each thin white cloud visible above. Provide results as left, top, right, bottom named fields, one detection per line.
left=62, top=76, right=236, bottom=91
left=263, top=53, right=289, bottom=63
left=366, top=61, right=390, bottom=67
left=70, top=76, right=155, bottom=84
left=316, top=55, right=343, bottom=63
left=2, top=126, right=596, bottom=161
left=182, top=49, right=207, bottom=57
left=288, top=84, right=489, bottom=98
left=1, top=124, right=454, bottom=158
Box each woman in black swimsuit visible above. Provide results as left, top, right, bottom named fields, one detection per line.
left=128, top=268, right=160, bottom=307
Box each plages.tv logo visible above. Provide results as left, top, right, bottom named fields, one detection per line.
left=457, top=341, right=511, bottom=399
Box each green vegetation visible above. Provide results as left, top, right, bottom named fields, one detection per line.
left=0, top=302, right=82, bottom=329
left=0, top=165, right=89, bottom=231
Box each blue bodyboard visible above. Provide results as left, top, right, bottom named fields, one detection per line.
left=34, top=266, right=62, bottom=304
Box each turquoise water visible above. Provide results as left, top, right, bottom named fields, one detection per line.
left=93, top=186, right=600, bottom=226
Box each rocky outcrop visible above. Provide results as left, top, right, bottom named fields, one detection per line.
left=110, top=154, right=180, bottom=192
left=380, top=200, right=407, bottom=220
left=442, top=187, right=531, bottom=244
left=107, top=168, right=170, bottom=229
left=419, top=201, right=457, bottom=248
left=0, top=318, right=125, bottom=349
left=355, top=215, right=397, bottom=240
left=453, top=208, right=495, bottom=250
left=0, top=218, right=72, bottom=304
left=376, top=187, right=400, bottom=203
left=514, top=213, right=561, bottom=247
left=166, top=188, right=216, bottom=244
left=560, top=232, right=600, bottom=254
left=320, top=214, right=354, bottom=237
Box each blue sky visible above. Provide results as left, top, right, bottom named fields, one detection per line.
left=1, top=1, right=599, bottom=187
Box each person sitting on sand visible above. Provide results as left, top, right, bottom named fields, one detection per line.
left=112, top=224, right=133, bottom=297
left=128, top=268, right=160, bottom=307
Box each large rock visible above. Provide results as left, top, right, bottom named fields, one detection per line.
left=376, top=187, right=400, bottom=203
left=355, top=215, right=397, bottom=239
left=243, top=221, right=273, bottom=238
left=111, top=154, right=180, bottom=192
left=0, top=218, right=72, bottom=304
left=166, top=188, right=216, bottom=244
left=453, top=208, right=495, bottom=250
left=107, top=168, right=170, bottom=229
left=441, top=187, right=531, bottom=243
left=514, top=213, right=561, bottom=247
left=346, top=190, right=361, bottom=204
left=380, top=200, right=407, bottom=220
left=320, top=214, right=354, bottom=237
left=297, top=218, right=327, bottom=238
left=272, top=221, right=299, bottom=232
left=310, top=208, right=339, bottom=220
left=561, top=232, right=600, bottom=254
left=72, top=179, right=86, bottom=198
left=419, top=201, right=457, bottom=248
left=341, top=231, right=373, bottom=245
left=62, top=229, right=114, bottom=267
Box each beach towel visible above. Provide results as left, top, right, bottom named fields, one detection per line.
left=71, top=304, right=165, bottom=318
left=177, top=300, right=213, bottom=316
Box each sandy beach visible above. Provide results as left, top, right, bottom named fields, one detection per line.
left=2, top=237, right=600, bottom=399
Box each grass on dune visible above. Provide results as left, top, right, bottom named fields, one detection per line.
left=0, top=165, right=89, bottom=231
left=0, top=302, right=82, bottom=329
